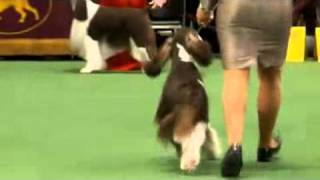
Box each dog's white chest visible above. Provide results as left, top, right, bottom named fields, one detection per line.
left=177, top=44, right=194, bottom=63
left=86, top=0, right=100, bottom=20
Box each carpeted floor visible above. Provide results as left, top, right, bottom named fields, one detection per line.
left=0, top=60, right=319, bottom=180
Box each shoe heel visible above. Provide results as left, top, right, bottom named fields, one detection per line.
left=221, top=145, right=243, bottom=177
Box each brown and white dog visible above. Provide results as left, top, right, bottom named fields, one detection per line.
left=70, top=0, right=157, bottom=73
left=144, top=28, right=222, bottom=172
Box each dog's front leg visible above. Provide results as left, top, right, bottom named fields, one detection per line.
left=80, top=35, right=105, bottom=73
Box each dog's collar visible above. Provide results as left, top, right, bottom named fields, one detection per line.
left=176, top=43, right=194, bottom=63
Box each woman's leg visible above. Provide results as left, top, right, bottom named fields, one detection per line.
left=221, top=68, right=249, bottom=177
left=257, top=66, right=282, bottom=148
left=223, top=68, right=250, bottom=146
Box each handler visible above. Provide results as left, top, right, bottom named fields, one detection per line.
left=197, top=0, right=292, bottom=177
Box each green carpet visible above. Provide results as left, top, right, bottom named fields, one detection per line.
left=0, top=60, right=319, bottom=180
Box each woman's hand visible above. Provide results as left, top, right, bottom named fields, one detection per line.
left=149, top=0, right=167, bottom=8
left=196, top=6, right=211, bottom=27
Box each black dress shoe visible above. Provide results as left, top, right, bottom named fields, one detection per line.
left=257, top=137, right=282, bottom=162
left=221, top=144, right=243, bottom=177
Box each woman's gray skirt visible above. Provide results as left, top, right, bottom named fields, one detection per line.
left=216, top=0, right=292, bottom=69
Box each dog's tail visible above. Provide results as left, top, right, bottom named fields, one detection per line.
left=143, top=37, right=173, bottom=78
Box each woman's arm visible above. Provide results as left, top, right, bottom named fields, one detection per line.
left=196, top=0, right=217, bottom=27
left=149, top=0, right=167, bottom=8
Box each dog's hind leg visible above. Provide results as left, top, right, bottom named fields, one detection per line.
left=173, top=106, right=207, bottom=172
left=100, top=41, right=126, bottom=69
left=175, top=121, right=207, bottom=172
left=128, top=13, right=157, bottom=62
left=80, top=35, right=104, bottom=73
left=129, top=38, right=151, bottom=62
left=203, top=125, right=222, bottom=160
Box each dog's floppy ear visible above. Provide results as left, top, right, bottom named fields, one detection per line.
left=184, top=32, right=212, bottom=66
left=143, top=37, right=173, bottom=77
left=156, top=37, right=173, bottom=63
left=73, top=0, right=88, bottom=21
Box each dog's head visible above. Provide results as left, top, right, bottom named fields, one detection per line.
left=173, top=28, right=212, bottom=66
left=143, top=28, right=212, bottom=77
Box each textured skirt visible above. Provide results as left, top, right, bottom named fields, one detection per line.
left=216, top=0, right=292, bottom=69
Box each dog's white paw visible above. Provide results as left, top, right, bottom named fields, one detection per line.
left=80, top=67, right=94, bottom=73
left=180, top=153, right=200, bottom=172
